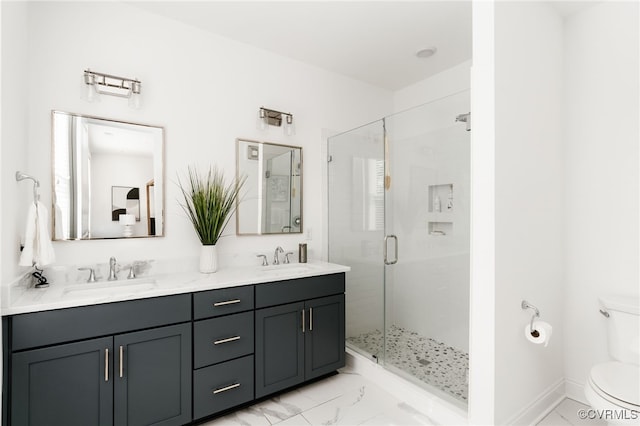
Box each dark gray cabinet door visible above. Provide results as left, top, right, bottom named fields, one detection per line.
left=114, top=323, right=191, bottom=426
left=11, top=336, right=113, bottom=426
left=255, top=302, right=304, bottom=398
left=305, top=294, right=346, bottom=380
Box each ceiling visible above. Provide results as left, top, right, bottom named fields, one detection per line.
left=129, top=1, right=472, bottom=91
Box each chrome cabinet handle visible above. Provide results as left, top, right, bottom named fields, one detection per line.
left=383, top=235, right=398, bottom=265
left=119, top=346, right=124, bottom=378
left=213, top=383, right=240, bottom=394
left=213, top=336, right=241, bottom=345
left=105, top=349, right=109, bottom=382
left=310, top=308, right=313, bottom=331
left=302, top=309, right=305, bottom=333
left=213, top=299, right=241, bottom=307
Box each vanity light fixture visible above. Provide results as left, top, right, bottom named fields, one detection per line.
left=257, top=107, right=295, bottom=136
left=82, top=69, right=142, bottom=109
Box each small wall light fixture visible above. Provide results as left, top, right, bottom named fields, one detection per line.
left=82, top=69, right=142, bottom=109
left=257, top=107, right=295, bottom=136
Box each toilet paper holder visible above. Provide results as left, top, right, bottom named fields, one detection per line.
left=521, top=300, right=540, bottom=334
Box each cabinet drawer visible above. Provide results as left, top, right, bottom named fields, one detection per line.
left=255, top=273, right=345, bottom=309
left=11, top=294, right=191, bottom=351
left=194, top=311, right=254, bottom=368
left=193, top=286, right=254, bottom=320
left=193, top=355, right=254, bottom=420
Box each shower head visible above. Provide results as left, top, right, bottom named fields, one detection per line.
left=455, top=112, right=471, bottom=131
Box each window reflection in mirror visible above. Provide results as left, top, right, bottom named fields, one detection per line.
left=236, top=139, right=302, bottom=235
left=52, top=111, right=164, bottom=240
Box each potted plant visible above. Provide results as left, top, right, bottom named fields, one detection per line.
left=178, top=166, right=245, bottom=273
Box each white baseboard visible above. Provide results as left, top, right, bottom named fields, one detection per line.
left=565, top=378, right=588, bottom=405
left=505, top=378, right=566, bottom=426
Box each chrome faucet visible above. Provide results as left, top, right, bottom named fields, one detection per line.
left=273, top=246, right=284, bottom=265
left=108, top=257, right=118, bottom=281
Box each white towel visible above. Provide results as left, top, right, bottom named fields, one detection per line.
left=19, top=201, right=55, bottom=268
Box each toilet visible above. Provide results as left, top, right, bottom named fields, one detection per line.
left=584, top=295, right=640, bottom=425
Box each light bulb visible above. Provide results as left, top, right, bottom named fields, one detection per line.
left=257, top=108, right=268, bottom=131
left=128, top=81, right=142, bottom=109
left=283, top=114, right=295, bottom=136
left=81, top=72, right=99, bottom=103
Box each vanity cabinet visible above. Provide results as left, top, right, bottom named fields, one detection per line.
left=255, top=274, right=345, bottom=398
left=3, top=272, right=346, bottom=426
left=5, top=295, right=192, bottom=426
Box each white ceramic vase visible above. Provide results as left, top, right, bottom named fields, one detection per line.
left=200, top=245, right=218, bottom=273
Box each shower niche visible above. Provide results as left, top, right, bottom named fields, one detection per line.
left=427, top=183, right=454, bottom=236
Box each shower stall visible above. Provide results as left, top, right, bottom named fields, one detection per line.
left=327, top=90, right=470, bottom=407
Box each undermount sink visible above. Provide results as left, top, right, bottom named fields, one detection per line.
left=63, top=278, right=158, bottom=295
left=258, top=263, right=320, bottom=276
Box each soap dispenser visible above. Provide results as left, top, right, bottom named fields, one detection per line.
left=298, top=243, right=307, bottom=263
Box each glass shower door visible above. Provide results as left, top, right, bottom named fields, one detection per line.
left=328, top=120, right=386, bottom=362
left=383, top=91, right=471, bottom=404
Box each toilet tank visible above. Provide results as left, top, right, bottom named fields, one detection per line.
left=599, top=295, right=640, bottom=365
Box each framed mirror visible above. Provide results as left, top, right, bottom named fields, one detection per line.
left=52, top=111, right=164, bottom=240
left=236, top=139, right=302, bottom=235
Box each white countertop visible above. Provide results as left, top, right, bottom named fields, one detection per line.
left=1, top=261, right=350, bottom=316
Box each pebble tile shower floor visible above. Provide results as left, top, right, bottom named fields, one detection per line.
left=346, top=325, right=469, bottom=402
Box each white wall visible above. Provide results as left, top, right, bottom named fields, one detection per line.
left=7, top=1, right=392, bottom=276
left=562, top=1, right=640, bottom=403
left=1, top=1, right=29, bottom=282
left=393, top=60, right=471, bottom=114
left=467, top=0, right=496, bottom=422
left=494, top=2, right=565, bottom=424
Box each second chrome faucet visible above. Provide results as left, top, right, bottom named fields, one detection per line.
left=257, top=247, right=295, bottom=266
left=108, top=257, right=118, bottom=281
left=273, top=246, right=284, bottom=265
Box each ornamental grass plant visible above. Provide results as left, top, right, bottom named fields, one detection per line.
left=178, top=166, right=245, bottom=246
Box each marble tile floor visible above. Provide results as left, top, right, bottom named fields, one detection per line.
left=200, top=370, right=437, bottom=426
left=347, top=325, right=469, bottom=402
left=537, top=398, right=607, bottom=426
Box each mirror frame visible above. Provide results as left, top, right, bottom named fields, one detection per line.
left=51, top=110, right=165, bottom=240
left=235, top=138, right=303, bottom=236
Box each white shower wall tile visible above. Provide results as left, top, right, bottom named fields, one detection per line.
left=391, top=255, right=470, bottom=352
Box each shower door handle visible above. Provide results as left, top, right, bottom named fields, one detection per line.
left=384, top=235, right=398, bottom=265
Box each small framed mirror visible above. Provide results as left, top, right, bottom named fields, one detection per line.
left=52, top=111, right=164, bottom=240
left=236, top=139, right=302, bottom=235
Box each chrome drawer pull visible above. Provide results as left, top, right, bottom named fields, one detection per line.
left=213, top=299, right=241, bottom=307
left=213, top=383, right=240, bottom=394
left=119, top=346, right=124, bottom=378
left=105, top=349, right=109, bottom=382
left=213, top=336, right=241, bottom=345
